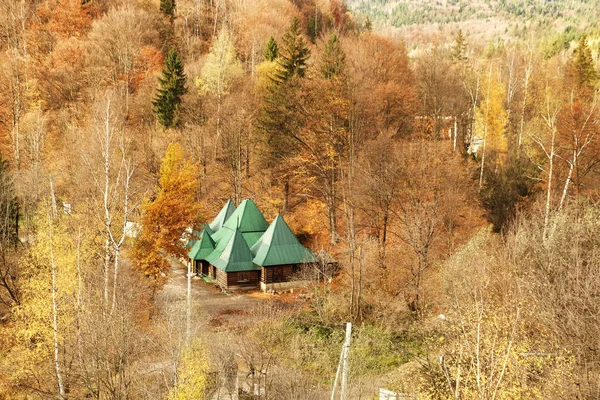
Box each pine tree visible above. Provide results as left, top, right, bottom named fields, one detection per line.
left=574, top=36, right=598, bottom=89
left=320, top=33, right=345, bottom=79
left=274, top=17, right=311, bottom=83
left=364, top=16, right=373, bottom=31
left=160, top=0, right=175, bottom=17
left=452, top=29, right=468, bottom=62
left=264, top=36, right=279, bottom=62
left=153, top=48, right=187, bottom=128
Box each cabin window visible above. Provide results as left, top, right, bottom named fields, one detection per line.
left=238, top=271, right=250, bottom=283
left=292, top=264, right=301, bottom=274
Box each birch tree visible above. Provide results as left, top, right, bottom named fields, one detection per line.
left=9, top=205, right=78, bottom=397
left=197, top=26, right=243, bottom=159
left=83, top=94, right=137, bottom=310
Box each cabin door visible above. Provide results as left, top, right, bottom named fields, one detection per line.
left=273, top=266, right=284, bottom=283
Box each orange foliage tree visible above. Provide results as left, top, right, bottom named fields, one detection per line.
left=132, top=143, right=200, bottom=283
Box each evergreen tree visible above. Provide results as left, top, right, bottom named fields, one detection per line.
left=160, top=0, right=175, bottom=17
left=574, top=36, right=598, bottom=89
left=320, top=33, right=345, bottom=79
left=264, top=36, right=279, bottom=62
left=153, top=48, right=187, bottom=128
left=274, top=17, right=311, bottom=83
left=452, top=29, right=468, bottom=61
left=364, top=16, right=373, bottom=32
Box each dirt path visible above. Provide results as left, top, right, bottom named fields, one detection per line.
left=156, top=258, right=306, bottom=333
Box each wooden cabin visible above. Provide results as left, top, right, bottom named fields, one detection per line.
left=189, top=199, right=317, bottom=292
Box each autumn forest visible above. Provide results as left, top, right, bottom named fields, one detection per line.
left=0, top=0, right=599, bottom=398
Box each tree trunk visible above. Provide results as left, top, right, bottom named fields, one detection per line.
left=47, top=211, right=65, bottom=398
left=543, top=126, right=555, bottom=238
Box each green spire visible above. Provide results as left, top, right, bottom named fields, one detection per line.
left=152, top=47, right=187, bottom=128
left=251, top=214, right=317, bottom=266
left=188, top=226, right=216, bottom=260
left=574, top=35, right=599, bottom=89
left=209, top=228, right=257, bottom=272
left=221, top=199, right=268, bottom=233
left=209, top=199, right=236, bottom=232
left=160, top=0, right=175, bottom=17
left=274, top=17, right=311, bottom=83
left=452, top=29, right=468, bottom=62
left=264, top=36, right=279, bottom=62
left=320, top=33, right=345, bottom=79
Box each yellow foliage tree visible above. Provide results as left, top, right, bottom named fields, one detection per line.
left=474, top=77, right=508, bottom=153
left=168, top=339, right=210, bottom=400
left=7, top=207, right=79, bottom=397
left=474, top=69, right=508, bottom=187
left=132, top=143, right=200, bottom=283
left=420, top=229, right=573, bottom=399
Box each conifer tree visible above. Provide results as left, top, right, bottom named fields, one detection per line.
left=160, top=0, right=176, bottom=17
left=153, top=48, right=187, bottom=129
left=574, top=36, right=598, bottom=89
left=320, top=33, right=345, bottom=79
left=264, top=36, right=279, bottom=62
left=452, top=29, right=468, bottom=61
left=364, top=16, right=373, bottom=31
left=274, top=17, right=311, bottom=83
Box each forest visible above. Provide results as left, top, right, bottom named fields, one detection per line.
left=0, top=0, right=599, bottom=398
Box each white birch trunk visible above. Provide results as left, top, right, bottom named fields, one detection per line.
left=340, top=322, right=352, bottom=400
left=47, top=208, right=65, bottom=398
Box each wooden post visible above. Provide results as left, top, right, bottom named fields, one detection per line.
left=186, top=260, right=191, bottom=343
left=341, top=322, right=352, bottom=400
left=331, top=322, right=352, bottom=400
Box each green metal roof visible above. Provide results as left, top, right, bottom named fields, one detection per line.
left=205, top=228, right=233, bottom=264
left=242, top=231, right=265, bottom=248
left=186, top=224, right=213, bottom=250
left=208, top=228, right=259, bottom=272
left=251, top=214, right=318, bottom=266
left=209, top=199, right=236, bottom=232
left=221, top=199, right=269, bottom=233
left=188, top=226, right=216, bottom=260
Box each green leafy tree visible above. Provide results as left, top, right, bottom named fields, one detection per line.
left=264, top=36, right=279, bottom=62
left=274, top=17, right=311, bottom=83
left=153, top=48, right=187, bottom=129
left=320, top=33, right=345, bottom=79
left=160, top=0, right=176, bottom=17
left=574, top=36, right=598, bottom=89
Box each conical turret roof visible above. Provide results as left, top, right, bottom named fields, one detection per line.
left=211, top=199, right=268, bottom=247
left=188, top=225, right=216, bottom=260
left=209, top=199, right=236, bottom=232
left=251, top=214, right=317, bottom=266
left=208, top=228, right=257, bottom=272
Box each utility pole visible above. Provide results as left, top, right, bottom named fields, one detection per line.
left=186, top=260, right=191, bottom=343
left=331, top=322, right=352, bottom=400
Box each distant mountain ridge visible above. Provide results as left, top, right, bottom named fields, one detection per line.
left=347, top=0, right=599, bottom=43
